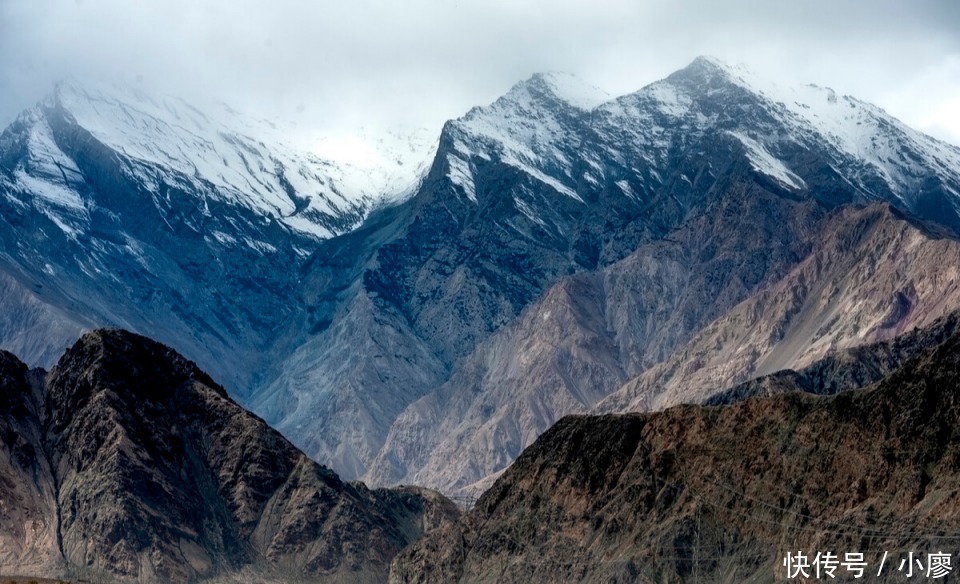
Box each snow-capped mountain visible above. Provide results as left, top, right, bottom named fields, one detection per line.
left=11, top=81, right=434, bottom=242
left=3, top=58, right=960, bottom=497
left=444, top=57, right=960, bottom=235
left=0, top=81, right=434, bottom=390
left=713, top=59, right=960, bottom=203
left=252, top=57, right=960, bottom=492
left=445, top=72, right=610, bottom=206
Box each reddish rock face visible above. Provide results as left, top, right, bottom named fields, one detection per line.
left=391, top=326, right=960, bottom=583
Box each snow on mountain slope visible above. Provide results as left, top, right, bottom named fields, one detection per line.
left=698, top=57, right=960, bottom=202
left=50, top=81, right=434, bottom=239
left=443, top=72, right=605, bottom=206
left=727, top=130, right=807, bottom=190
left=7, top=107, right=89, bottom=237
left=313, top=124, right=439, bottom=205
left=441, top=57, right=960, bottom=232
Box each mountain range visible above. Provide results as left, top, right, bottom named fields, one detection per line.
left=391, top=314, right=960, bottom=582
left=2, top=56, right=960, bottom=505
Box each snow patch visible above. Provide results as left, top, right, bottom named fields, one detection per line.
left=209, top=230, right=239, bottom=245
left=447, top=154, right=477, bottom=203
left=616, top=180, right=637, bottom=199
left=514, top=195, right=549, bottom=229
left=728, top=131, right=806, bottom=190
left=15, top=171, right=86, bottom=212
left=507, top=160, right=583, bottom=202
left=536, top=72, right=611, bottom=110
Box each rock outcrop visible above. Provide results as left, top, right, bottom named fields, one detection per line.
left=0, top=329, right=458, bottom=583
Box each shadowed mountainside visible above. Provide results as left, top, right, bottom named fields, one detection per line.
left=0, top=329, right=458, bottom=583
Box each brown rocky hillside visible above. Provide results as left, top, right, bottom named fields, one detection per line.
left=0, top=330, right=458, bottom=583
left=391, top=325, right=960, bottom=583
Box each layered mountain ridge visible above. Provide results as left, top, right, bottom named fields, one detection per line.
left=391, top=322, right=960, bottom=582
left=2, top=57, right=960, bottom=499
left=309, top=57, right=960, bottom=493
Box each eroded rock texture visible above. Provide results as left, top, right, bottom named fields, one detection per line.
left=0, top=330, right=458, bottom=583
left=392, top=327, right=960, bottom=583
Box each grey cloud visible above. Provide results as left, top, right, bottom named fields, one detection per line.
left=1, top=0, right=958, bottom=143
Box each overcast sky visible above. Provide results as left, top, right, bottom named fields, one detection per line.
left=2, top=0, right=959, bottom=149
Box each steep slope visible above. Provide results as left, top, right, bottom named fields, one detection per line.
left=391, top=327, right=960, bottom=583
left=706, top=309, right=960, bottom=405
left=0, top=267, right=90, bottom=368
left=372, top=203, right=960, bottom=496
left=0, top=82, right=433, bottom=393
left=600, top=204, right=960, bottom=413
left=0, top=352, right=59, bottom=578
left=0, top=330, right=458, bottom=583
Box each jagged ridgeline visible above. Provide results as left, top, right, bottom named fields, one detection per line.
left=391, top=324, right=960, bottom=583
left=3, top=56, right=960, bottom=509
left=0, top=330, right=458, bottom=583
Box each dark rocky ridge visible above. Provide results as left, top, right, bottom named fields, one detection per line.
left=0, top=329, right=457, bottom=583
left=391, top=326, right=960, bottom=583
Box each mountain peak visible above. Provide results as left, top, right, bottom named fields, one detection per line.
left=47, top=329, right=225, bottom=427
left=687, top=55, right=734, bottom=73
left=528, top=71, right=611, bottom=110
left=495, top=71, right=610, bottom=112
left=663, top=55, right=746, bottom=90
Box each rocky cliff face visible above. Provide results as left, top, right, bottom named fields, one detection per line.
left=258, top=57, right=960, bottom=489
left=391, top=326, right=960, bottom=583
left=0, top=351, right=59, bottom=578
left=370, top=202, right=960, bottom=496
left=4, top=58, right=960, bottom=496
left=0, top=329, right=457, bottom=583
